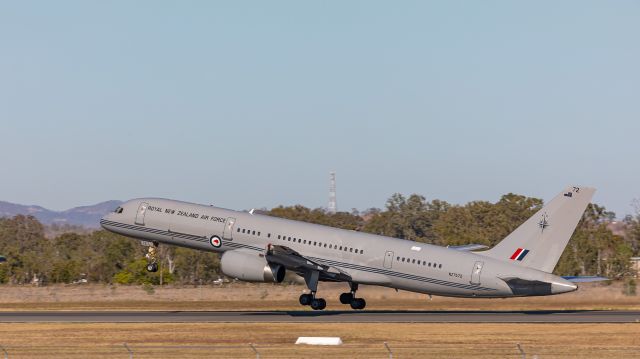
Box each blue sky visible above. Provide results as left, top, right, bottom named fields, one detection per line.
left=1, top=1, right=639, bottom=217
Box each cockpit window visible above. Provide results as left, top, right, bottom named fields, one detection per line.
left=114, top=207, right=124, bottom=214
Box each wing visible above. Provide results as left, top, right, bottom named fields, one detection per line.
left=561, top=276, right=609, bottom=283
left=265, top=244, right=351, bottom=282
left=448, top=244, right=489, bottom=251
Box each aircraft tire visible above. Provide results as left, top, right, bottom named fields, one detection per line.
left=299, top=293, right=313, bottom=306
left=311, top=298, right=326, bottom=310
left=350, top=298, right=366, bottom=310
left=146, top=263, right=158, bottom=273
left=339, top=292, right=353, bottom=304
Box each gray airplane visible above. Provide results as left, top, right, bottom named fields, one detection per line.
left=101, top=185, right=603, bottom=310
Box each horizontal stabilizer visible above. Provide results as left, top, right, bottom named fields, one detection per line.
left=448, top=244, right=489, bottom=251
left=562, top=276, right=609, bottom=283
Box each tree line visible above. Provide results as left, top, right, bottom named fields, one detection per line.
left=0, top=191, right=638, bottom=285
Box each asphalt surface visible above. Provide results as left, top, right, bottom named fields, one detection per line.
left=0, top=310, right=639, bottom=323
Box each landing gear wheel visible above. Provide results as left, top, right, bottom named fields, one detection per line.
left=299, top=293, right=313, bottom=306
left=339, top=292, right=353, bottom=304
left=350, top=298, right=366, bottom=310
left=311, top=298, right=327, bottom=310
left=145, top=242, right=159, bottom=273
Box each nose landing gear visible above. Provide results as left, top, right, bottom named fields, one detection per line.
left=145, top=242, right=159, bottom=273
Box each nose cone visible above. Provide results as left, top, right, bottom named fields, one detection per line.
left=100, top=212, right=114, bottom=229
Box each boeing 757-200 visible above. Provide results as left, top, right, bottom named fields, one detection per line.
left=101, top=185, right=604, bottom=310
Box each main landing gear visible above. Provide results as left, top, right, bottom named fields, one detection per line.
left=299, top=293, right=326, bottom=310
left=145, top=242, right=159, bottom=273
left=298, top=274, right=366, bottom=311
left=298, top=270, right=327, bottom=310
left=339, top=283, right=366, bottom=310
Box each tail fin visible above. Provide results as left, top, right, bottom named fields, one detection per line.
left=481, top=186, right=595, bottom=273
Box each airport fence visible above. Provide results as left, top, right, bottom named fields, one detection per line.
left=0, top=342, right=638, bottom=358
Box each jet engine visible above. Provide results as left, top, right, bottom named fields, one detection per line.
left=220, top=249, right=285, bottom=283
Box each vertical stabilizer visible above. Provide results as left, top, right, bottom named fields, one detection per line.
left=480, top=186, right=595, bottom=273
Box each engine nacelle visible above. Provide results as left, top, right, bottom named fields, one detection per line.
left=220, top=249, right=285, bottom=283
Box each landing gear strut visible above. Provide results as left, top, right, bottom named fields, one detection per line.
left=145, top=242, right=159, bottom=273
left=299, top=270, right=327, bottom=310
left=340, top=282, right=366, bottom=310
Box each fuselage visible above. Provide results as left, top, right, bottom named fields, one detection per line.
left=101, top=198, right=577, bottom=298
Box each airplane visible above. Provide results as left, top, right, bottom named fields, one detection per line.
left=101, top=185, right=604, bottom=310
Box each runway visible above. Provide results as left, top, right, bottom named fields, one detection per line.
left=0, top=310, right=638, bottom=323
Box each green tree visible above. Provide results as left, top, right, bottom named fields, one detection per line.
left=555, top=204, right=631, bottom=277
left=268, top=206, right=363, bottom=230
left=113, top=258, right=174, bottom=285
left=0, top=215, right=52, bottom=284
left=362, top=194, right=449, bottom=243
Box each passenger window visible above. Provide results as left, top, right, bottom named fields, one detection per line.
left=237, top=228, right=240, bottom=233
left=242, top=229, right=246, bottom=233
left=402, top=258, right=405, bottom=262
left=360, top=249, right=363, bottom=254
left=252, top=231, right=255, bottom=235
left=439, top=264, right=442, bottom=269
left=324, top=243, right=327, bottom=248
left=268, top=233, right=271, bottom=238
left=258, top=232, right=261, bottom=236
left=349, top=248, right=353, bottom=253
left=303, top=240, right=306, bottom=244
left=417, top=260, right=421, bottom=265
left=313, top=241, right=317, bottom=246
left=288, top=237, right=291, bottom=241
left=397, top=256, right=400, bottom=261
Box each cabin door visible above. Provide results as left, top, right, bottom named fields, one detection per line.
left=135, top=202, right=148, bottom=226
left=223, top=217, right=236, bottom=240
left=470, top=261, right=484, bottom=285
left=383, top=251, right=394, bottom=269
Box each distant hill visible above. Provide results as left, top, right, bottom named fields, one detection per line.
left=0, top=200, right=123, bottom=228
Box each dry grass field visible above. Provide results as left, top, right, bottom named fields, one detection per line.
left=0, top=322, right=638, bottom=358
left=0, top=281, right=637, bottom=311
left=0, top=282, right=638, bottom=358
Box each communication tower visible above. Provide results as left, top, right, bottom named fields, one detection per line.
left=328, top=172, right=337, bottom=214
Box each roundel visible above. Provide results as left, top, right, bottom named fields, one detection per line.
left=210, top=235, right=222, bottom=248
